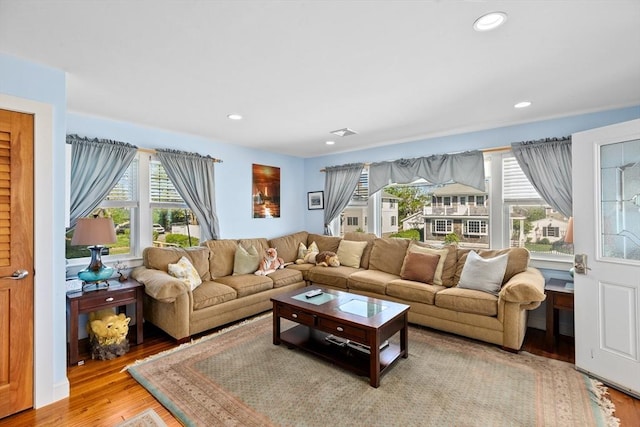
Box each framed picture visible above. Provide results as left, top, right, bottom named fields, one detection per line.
left=252, top=164, right=281, bottom=218
left=307, top=191, right=324, bottom=210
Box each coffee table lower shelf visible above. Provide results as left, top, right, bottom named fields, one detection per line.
left=278, top=324, right=403, bottom=382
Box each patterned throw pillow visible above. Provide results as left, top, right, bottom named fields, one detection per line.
left=297, top=241, right=319, bottom=259
left=168, top=256, right=202, bottom=291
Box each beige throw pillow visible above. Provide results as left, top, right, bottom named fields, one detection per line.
left=297, top=241, right=319, bottom=260
left=407, top=244, right=449, bottom=285
left=336, top=239, right=368, bottom=268
left=168, top=256, right=202, bottom=291
left=233, top=244, right=261, bottom=275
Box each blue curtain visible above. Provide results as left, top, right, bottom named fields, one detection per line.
left=68, top=135, right=137, bottom=229
left=156, top=149, right=220, bottom=241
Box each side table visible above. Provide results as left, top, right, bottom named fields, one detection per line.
left=66, top=278, right=144, bottom=366
left=545, top=277, right=574, bottom=351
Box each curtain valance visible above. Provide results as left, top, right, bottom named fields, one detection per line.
left=368, top=150, right=485, bottom=195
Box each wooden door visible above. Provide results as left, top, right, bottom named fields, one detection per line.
left=0, top=109, right=34, bottom=418
left=573, top=119, right=640, bottom=397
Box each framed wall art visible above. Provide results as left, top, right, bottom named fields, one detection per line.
left=307, top=191, right=324, bottom=210
left=252, top=164, right=281, bottom=218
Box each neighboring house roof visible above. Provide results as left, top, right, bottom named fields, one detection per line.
left=381, top=191, right=400, bottom=200
left=431, top=183, right=486, bottom=196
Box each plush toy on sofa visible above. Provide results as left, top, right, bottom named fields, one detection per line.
left=296, top=250, right=319, bottom=264
left=86, top=308, right=131, bottom=360
left=315, top=251, right=340, bottom=267
left=255, top=247, right=285, bottom=275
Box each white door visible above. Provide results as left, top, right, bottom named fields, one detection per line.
left=573, top=118, right=640, bottom=397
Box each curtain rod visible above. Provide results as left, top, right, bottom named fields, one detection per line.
left=319, top=146, right=510, bottom=172
left=138, top=147, right=223, bottom=163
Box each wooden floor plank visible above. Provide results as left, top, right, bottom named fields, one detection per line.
left=0, top=321, right=637, bottom=426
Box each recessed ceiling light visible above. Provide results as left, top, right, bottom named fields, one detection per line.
left=330, top=128, right=357, bottom=137
left=227, top=113, right=243, bottom=120
left=514, top=101, right=532, bottom=109
left=325, top=140, right=335, bottom=145
left=473, top=12, right=507, bottom=32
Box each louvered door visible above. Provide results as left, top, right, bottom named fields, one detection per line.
left=0, top=109, right=34, bottom=418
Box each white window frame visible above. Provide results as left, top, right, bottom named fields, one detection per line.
left=465, top=219, right=488, bottom=236
left=432, top=219, right=453, bottom=235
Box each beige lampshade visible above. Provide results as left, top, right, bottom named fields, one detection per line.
left=71, top=217, right=117, bottom=246
left=565, top=217, right=574, bottom=244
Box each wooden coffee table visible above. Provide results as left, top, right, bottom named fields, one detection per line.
left=271, top=287, right=410, bottom=387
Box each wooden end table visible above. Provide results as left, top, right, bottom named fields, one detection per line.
left=545, top=277, right=574, bottom=351
left=271, top=287, right=409, bottom=388
left=66, top=278, right=144, bottom=366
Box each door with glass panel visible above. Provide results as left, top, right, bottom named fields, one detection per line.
left=573, top=119, right=640, bottom=397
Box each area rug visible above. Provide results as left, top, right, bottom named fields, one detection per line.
left=114, top=409, right=167, bottom=427
left=126, top=314, right=619, bottom=427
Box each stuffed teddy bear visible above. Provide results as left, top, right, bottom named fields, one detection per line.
left=255, top=247, right=285, bottom=275
left=315, top=251, right=340, bottom=267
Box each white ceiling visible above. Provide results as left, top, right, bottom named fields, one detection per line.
left=1, top=1, right=639, bottom=158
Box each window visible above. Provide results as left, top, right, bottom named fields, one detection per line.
left=347, top=217, right=359, bottom=226
left=502, top=154, right=572, bottom=256
left=465, top=220, right=487, bottom=235
left=67, top=153, right=202, bottom=263
left=391, top=216, right=397, bottom=226
left=432, top=219, right=453, bottom=234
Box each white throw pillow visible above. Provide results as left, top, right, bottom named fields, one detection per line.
left=407, top=245, right=449, bottom=285
left=336, top=240, right=368, bottom=268
left=457, top=250, right=509, bottom=295
left=168, top=256, right=202, bottom=291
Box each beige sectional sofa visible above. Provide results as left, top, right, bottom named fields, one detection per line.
left=132, top=231, right=546, bottom=351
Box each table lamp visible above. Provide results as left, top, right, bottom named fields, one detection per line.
left=71, top=217, right=117, bottom=288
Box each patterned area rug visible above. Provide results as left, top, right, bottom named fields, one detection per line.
left=114, top=409, right=167, bottom=427
left=126, top=314, right=619, bottom=427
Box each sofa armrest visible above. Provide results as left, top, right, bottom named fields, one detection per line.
left=131, top=266, right=189, bottom=303
left=499, top=267, right=546, bottom=307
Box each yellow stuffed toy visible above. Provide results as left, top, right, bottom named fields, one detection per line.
left=87, top=309, right=131, bottom=360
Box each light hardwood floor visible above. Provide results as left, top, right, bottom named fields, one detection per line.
left=1, top=320, right=638, bottom=426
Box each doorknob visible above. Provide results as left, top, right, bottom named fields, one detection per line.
left=574, top=254, right=590, bottom=275
left=1, top=269, right=29, bottom=280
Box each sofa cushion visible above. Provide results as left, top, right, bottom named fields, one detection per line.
left=413, top=243, right=458, bottom=287
left=239, top=238, right=269, bottom=254
left=143, top=246, right=211, bottom=281
left=343, top=232, right=376, bottom=269
left=266, top=268, right=304, bottom=288
left=454, top=248, right=530, bottom=286
left=214, top=274, right=273, bottom=298
left=435, top=287, right=498, bottom=316
left=368, top=238, right=410, bottom=275
left=405, top=244, right=449, bottom=286
left=131, top=267, right=187, bottom=303
left=168, top=256, right=203, bottom=291
left=348, top=269, right=398, bottom=295
left=457, top=250, right=509, bottom=296
left=386, top=279, right=445, bottom=305
left=232, top=244, right=261, bottom=275
left=336, top=239, right=369, bottom=268
left=203, top=239, right=239, bottom=278
left=285, top=263, right=314, bottom=281
left=269, top=231, right=309, bottom=263
left=399, top=251, right=440, bottom=283
left=307, top=233, right=341, bottom=253
left=192, top=281, right=237, bottom=310
left=307, top=265, right=361, bottom=290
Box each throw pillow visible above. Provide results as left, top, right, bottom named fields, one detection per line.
left=400, top=251, right=441, bottom=283
left=233, top=244, right=261, bottom=275
left=168, top=256, right=202, bottom=291
left=407, top=244, right=449, bottom=285
left=457, top=250, right=509, bottom=295
left=336, top=239, right=368, bottom=268
left=297, top=241, right=319, bottom=260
